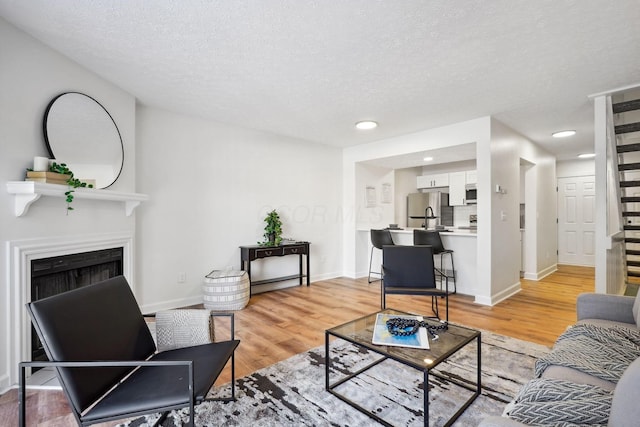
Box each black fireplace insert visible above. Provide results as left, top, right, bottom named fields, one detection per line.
left=30, top=247, right=123, bottom=364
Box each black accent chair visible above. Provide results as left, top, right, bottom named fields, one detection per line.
left=381, top=245, right=449, bottom=321
left=368, top=229, right=394, bottom=283
left=413, top=229, right=456, bottom=294
left=18, top=276, right=240, bottom=427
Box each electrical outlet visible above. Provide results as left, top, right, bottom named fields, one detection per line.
left=178, top=272, right=186, bottom=283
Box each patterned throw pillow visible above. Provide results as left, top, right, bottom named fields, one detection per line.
left=505, top=378, right=612, bottom=426
left=155, top=309, right=214, bottom=352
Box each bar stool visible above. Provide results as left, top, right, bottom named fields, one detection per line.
left=413, top=229, right=456, bottom=293
left=368, top=229, right=394, bottom=283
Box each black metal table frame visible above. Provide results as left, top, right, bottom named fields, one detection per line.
left=325, top=327, right=481, bottom=427
left=239, top=242, right=310, bottom=294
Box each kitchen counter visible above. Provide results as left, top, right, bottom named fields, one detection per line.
left=358, top=227, right=477, bottom=296
left=384, top=227, right=477, bottom=237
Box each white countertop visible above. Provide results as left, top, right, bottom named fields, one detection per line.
left=358, top=227, right=477, bottom=237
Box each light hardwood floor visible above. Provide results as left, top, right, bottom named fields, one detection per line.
left=0, top=265, right=594, bottom=426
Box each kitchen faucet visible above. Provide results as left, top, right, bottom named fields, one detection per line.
left=425, top=206, right=436, bottom=230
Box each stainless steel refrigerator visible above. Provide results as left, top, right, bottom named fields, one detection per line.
left=407, top=191, right=453, bottom=228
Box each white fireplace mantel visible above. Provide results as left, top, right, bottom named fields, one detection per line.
left=6, top=181, right=149, bottom=217
left=6, top=232, right=135, bottom=388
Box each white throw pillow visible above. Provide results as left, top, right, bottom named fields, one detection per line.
left=155, top=309, right=214, bottom=352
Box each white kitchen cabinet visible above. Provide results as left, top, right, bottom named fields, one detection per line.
left=466, top=170, right=477, bottom=185
left=448, top=171, right=466, bottom=206
left=417, top=173, right=449, bottom=189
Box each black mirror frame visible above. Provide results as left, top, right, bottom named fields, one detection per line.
left=42, top=92, right=124, bottom=189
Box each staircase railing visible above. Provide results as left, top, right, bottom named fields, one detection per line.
left=606, top=95, right=627, bottom=294
left=594, top=93, right=625, bottom=294
left=607, top=96, right=624, bottom=236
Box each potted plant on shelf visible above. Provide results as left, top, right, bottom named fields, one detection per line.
left=26, top=162, right=94, bottom=213
left=49, top=162, right=95, bottom=213
left=261, top=209, right=283, bottom=246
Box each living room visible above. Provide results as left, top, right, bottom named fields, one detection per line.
left=1, top=2, right=640, bottom=425
left=0, top=10, right=549, bottom=391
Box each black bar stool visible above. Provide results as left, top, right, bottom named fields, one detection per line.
left=413, top=229, right=456, bottom=293
left=368, top=229, right=394, bottom=283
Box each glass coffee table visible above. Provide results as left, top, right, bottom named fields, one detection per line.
left=325, top=309, right=481, bottom=427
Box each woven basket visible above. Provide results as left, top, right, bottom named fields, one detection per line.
left=203, top=270, right=250, bottom=311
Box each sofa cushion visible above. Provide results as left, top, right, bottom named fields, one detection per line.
left=577, top=293, right=636, bottom=324
left=541, top=365, right=615, bottom=392
left=609, top=357, right=640, bottom=426
left=633, top=291, right=640, bottom=328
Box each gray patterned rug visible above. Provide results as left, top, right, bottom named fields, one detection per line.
left=121, top=330, right=549, bottom=426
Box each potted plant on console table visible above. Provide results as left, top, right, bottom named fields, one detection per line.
left=260, top=209, right=283, bottom=246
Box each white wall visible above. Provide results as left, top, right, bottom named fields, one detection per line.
left=557, top=159, right=595, bottom=178
left=0, top=18, right=137, bottom=392
left=421, top=159, right=477, bottom=174
left=394, top=167, right=421, bottom=228
left=135, top=106, right=343, bottom=311
left=0, top=17, right=343, bottom=391
left=488, top=119, right=557, bottom=298
left=354, top=163, right=394, bottom=229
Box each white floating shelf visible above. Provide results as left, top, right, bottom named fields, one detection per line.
left=6, top=181, right=149, bottom=217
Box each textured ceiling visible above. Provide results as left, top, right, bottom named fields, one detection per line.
left=1, top=1, right=640, bottom=161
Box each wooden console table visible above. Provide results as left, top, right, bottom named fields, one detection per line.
left=239, top=242, right=310, bottom=292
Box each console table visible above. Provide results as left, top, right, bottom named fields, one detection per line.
left=239, top=242, right=310, bottom=293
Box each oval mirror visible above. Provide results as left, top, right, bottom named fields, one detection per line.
left=43, top=92, right=124, bottom=189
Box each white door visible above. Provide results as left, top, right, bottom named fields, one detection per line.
left=558, top=176, right=595, bottom=266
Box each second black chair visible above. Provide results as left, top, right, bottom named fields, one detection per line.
left=368, top=229, right=394, bottom=283
left=381, top=245, right=449, bottom=321
left=413, top=229, right=456, bottom=293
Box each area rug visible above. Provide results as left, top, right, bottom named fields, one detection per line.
left=121, top=330, right=549, bottom=427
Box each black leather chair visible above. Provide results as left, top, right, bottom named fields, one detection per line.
left=413, top=229, right=456, bottom=293
left=19, top=276, right=240, bottom=427
left=381, top=245, right=449, bottom=321
left=368, top=229, right=394, bottom=283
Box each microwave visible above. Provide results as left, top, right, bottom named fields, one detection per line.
left=465, top=188, right=477, bottom=204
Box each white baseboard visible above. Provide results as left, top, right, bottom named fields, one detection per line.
left=140, top=272, right=343, bottom=312
left=310, top=272, right=342, bottom=282
left=0, top=373, right=11, bottom=395
left=476, top=281, right=522, bottom=306
left=523, top=264, right=558, bottom=281
left=341, top=270, right=361, bottom=279
left=353, top=270, right=379, bottom=280
left=140, top=295, right=204, bottom=314
left=537, top=264, right=558, bottom=280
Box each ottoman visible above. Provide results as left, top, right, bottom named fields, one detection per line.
left=203, top=270, right=250, bottom=310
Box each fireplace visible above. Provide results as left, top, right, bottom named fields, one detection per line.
left=7, top=232, right=134, bottom=385
left=30, top=247, right=124, bottom=365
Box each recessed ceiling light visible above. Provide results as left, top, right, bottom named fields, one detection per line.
left=552, top=130, right=576, bottom=138
left=355, top=120, right=378, bottom=130
left=578, top=153, right=595, bottom=159
left=423, top=156, right=433, bottom=162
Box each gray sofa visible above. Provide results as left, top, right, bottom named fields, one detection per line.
left=480, top=292, right=640, bottom=427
